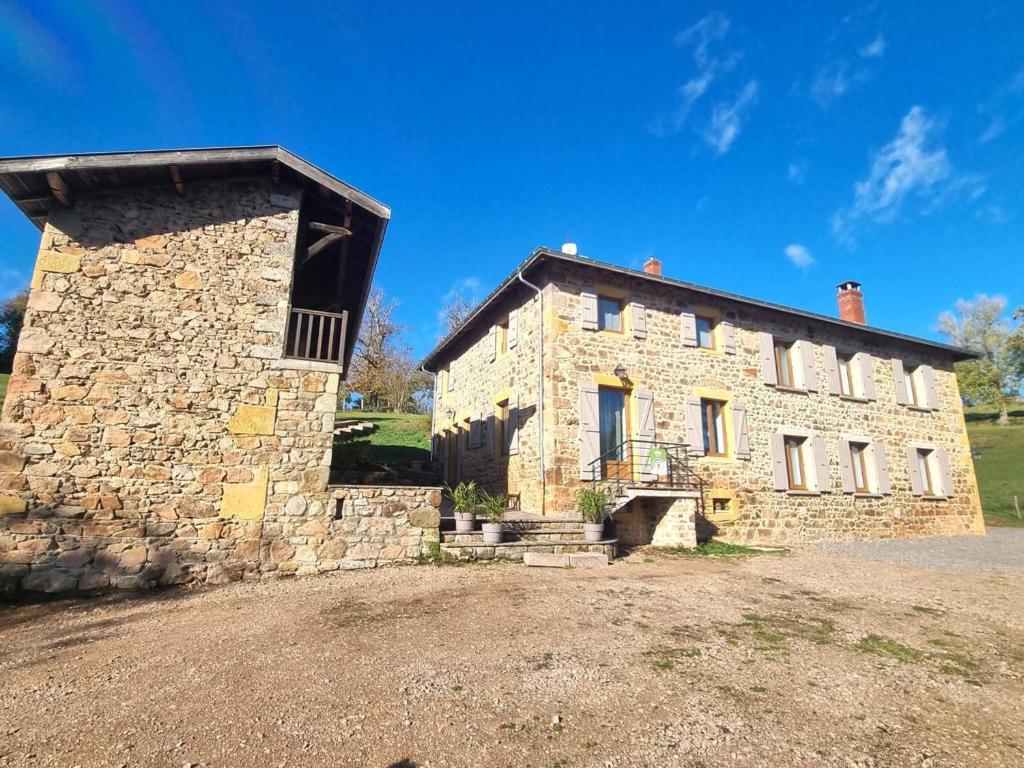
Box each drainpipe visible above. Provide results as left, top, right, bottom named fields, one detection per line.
left=516, top=271, right=546, bottom=514
left=420, top=365, right=437, bottom=461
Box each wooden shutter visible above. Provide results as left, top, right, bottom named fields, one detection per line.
left=892, top=359, right=909, bottom=405
left=770, top=433, right=788, bottom=491
left=858, top=353, right=877, bottom=400
left=873, top=443, right=892, bottom=494
left=906, top=446, right=923, bottom=496
left=683, top=396, right=704, bottom=456
left=799, top=341, right=818, bottom=392
left=448, top=362, right=456, bottom=392
left=636, top=388, right=656, bottom=480
left=759, top=332, right=778, bottom=386
left=581, top=290, right=598, bottom=330
left=812, top=436, right=830, bottom=492
left=721, top=321, right=737, bottom=355
left=482, top=407, right=494, bottom=457
left=469, top=418, right=481, bottom=449
left=431, top=433, right=439, bottom=460
left=823, top=345, right=841, bottom=395
left=921, top=365, right=939, bottom=410
left=488, top=326, right=497, bottom=362
left=838, top=438, right=855, bottom=493
left=631, top=302, right=647, bottom=339
left=507, top=308, right=519, bottom=348
left=507, top=397, right=520, bottom=455
left=732, top=401, right=750, bottom=460
left=936, top=449, right=952, bottom=497
left=579, top=384, right=600, bottom=479
left=681, top=312, right=698, bottom=347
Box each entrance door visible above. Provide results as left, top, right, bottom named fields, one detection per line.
left=598, top=387, right=630, bottom=481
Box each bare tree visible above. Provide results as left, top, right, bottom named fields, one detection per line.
left=0, top=289, right=28, bottom=373
left=440, top=293, right=475, bottom=335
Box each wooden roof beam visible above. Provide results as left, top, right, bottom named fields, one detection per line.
left=169, top=165, right=185, bottom=195
left=46, top=171, right=73, bottom=207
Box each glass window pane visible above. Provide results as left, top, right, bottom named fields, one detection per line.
left=701, top=405, right=712, bottom=453
left=696, top=317, right=714, bottom=348
left=851, top=444, right=866, bottom=489
left=777, top=345, right=792, bottom=387
left=598, top=388, right=625, bottom=458
left=598, top=297, right=621, bottom=331
left=838, top=357, right=852, bottom=395
left=786, top=438, right=803, bottom=486
left=714, top=406, right=726, bottom=453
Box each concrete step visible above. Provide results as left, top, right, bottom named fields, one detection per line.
left=440, top=539, right=616, bottom=563
left=525, top=552, right=610, bottom=568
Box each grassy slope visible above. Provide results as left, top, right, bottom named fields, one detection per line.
left=0, top=372, right=7, bottom=414
left=333, top=411, right=431, bottom=468
left=965, top=403, right=1024, bottom=527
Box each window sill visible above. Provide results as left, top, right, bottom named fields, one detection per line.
left=852, top=492, right=884, bottom=499
left=785, top=490, right=821, bottom=496
left=839, top=395, right=871, bottom=404
left=906, top=405, right=936, bottom=413
left=919, top=495, right=949, bottom=502
left=774, top=385, right=808, bottom=395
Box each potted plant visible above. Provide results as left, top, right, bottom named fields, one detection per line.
left=445, top=481, right=479, bottom=533
left=478, top=490, right=508, bottom=545
left=576, top=487, right=610, bottom=542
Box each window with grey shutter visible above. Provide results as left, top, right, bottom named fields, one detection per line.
left=721, top=320, right=737, bottom=354
left=824, top=345, right=842, bottom=395
left=507, top=397, right=520, bottom=455
left=770, top=433, right=788, bottom=491
left=906, top=445, right=924, bottom=496
left=636, top=389, right=656, bottom=479
left=681, top=311, right=698, bottom=347
left=579, top=384, right=600, bottom=479
left=838, top=438, right=855, bottom=493
left=508, top=308, right=519, bottom=348
left=732, top=401, right=751, bottom=460
left=936, top=449, right=952, bottom=497
left=798, top=341, right=819, bottom=392
left=488, top=326, right=497, bottom=362
left=759, top=332, right=778, bottom=386
left=469, top=418, right=481, bottom=449
left=581, top=290, right=598, bottom=330
left=873, top=443, right=892, bottom=494
left=857, top=353, right=877, bottom=400
left=481, top=407, right=494, bottom=457
left=892, top=359, right=909, bottom=405
left=921, top=365, right=939, bottom=410
left=812, top=436, right=830, bottom=492
left=683, top=396, right=704, bottom=455
left=631, top=301, right=647, bottom=339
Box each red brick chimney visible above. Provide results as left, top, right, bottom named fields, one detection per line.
left=643, top=257, right=662, bottom=276
left=837, top=280, right=866, bottom=324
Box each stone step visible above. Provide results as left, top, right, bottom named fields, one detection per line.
left=440, top=529, right=594, bottom=544
left=525, top=552, right=609, bottom=568
left=440, top=539, right=616, bottom=563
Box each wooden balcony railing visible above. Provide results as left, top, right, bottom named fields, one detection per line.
left=285, top=307, right=348, bottom=365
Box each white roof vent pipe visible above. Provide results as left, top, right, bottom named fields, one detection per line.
left=561, top=242, right=578, bottom=256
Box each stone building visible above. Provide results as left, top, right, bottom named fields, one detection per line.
left=0, top=147, right=440, bottom=594
left=421, top=247, right=984, bottom=547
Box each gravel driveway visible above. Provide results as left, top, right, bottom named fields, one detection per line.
left=819, top=527, right=1024, bottom=573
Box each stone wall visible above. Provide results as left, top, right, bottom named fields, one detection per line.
left=0, top=180, right=438, bottom=595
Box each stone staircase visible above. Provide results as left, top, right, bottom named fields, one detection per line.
left=439, top=513, right=615, bottom=564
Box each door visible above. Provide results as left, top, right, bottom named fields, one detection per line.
left=598, top=387, right=630, bottom=481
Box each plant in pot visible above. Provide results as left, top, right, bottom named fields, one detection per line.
left=445, top=481, right=479, bottom=533
left=478, top=490, right=508, bottom=545
left=576, top=487, right=610, bottom=542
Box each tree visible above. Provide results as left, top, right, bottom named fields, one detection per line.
left=0, top=290, right=28, bottom=373
left=439, top=293, right=474, bottom=335
left=938, top=294, right=1024, bottom=425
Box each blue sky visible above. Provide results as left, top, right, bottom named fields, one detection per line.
left=1, top=1, right=1022, bottom=358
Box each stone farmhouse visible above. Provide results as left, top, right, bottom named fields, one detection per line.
left=421, top=247, right=985, bottom=548
left=0, top=147, right=440, bottom=594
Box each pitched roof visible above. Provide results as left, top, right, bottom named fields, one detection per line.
left=420, top=247, right=977, bottom=368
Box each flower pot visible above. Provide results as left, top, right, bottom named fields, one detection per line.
left=583, top=522, right=605, bottom=542
left=454, top=513, right=475, bottom=533
left=481, top=522, right=503, bottom=545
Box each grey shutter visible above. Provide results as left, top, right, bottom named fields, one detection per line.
left=469, top=418, right=481, bottom=449
left=581, top=289, right=598, bottom=330
left=906, top=446, right=924, bottom=496
left=448, top=362, right=456, bottom=392
left=507, top=309, right=519, bottom=348
left=858, top=353, right=877, bottom=400
left=812, top=436, right=830, bottom=492
left=936, top=449, right=952, bottom=497
left=683, top=396, right=704, bottom=456
left=507, top=396, right=520, bottom=455
left=732, top=401, right=751, bottom=460
left=721, top=321, right=737, bottom=355
left=799, top=341, right=818, bottom=392
left=488, top=326, right=497, bottom=362
left=579, top=384, right=600, bottom=479
left=824, top=345, right=841, bottom=395
left=482, top=407, right=494, bottom=457
left=892, top=359, right=909, bottom=405
left=770, top=433, right=788, bottom=491
left=759, top=332, right=777, bottom=385
left=921, top=365, right=939, bottom=410
left=873, top=443, right=892, bottom=494
left=636, top=388, right=656, bottom=480
left=631, top=302, right=647, bottom=339
left=681, top=312, right=698, bottom=347
left=838, top=438, right=855, bottom=493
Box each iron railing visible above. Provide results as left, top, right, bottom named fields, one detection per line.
left=585, top=439, right=704, bottom=498
left=285, top=307, right=348, bottom=365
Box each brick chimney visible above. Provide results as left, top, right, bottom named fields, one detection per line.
left=643, top=257, right=662, bottom=276
left=837, top=280, right=866, bottom=324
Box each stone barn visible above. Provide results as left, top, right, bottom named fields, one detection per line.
left=0, top=147, right=440, bottom=594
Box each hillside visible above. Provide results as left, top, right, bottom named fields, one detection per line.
left=965, top=403, right=1024, bottom=528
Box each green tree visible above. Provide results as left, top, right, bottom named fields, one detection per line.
left=0, top=290, right=29, bottom=373
left=938, top=294, right=1024, bottom=425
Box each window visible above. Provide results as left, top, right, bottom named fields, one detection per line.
left=496, top=399, right=510, bottom=456
left=849, top=441, right=870, bottom=493
left=784, top=436, right=807, bottom=490
left=597, top=296, right=623, bottom=332
left=700, top=399, right=727, bottom=456
left=775, top=341, right=796, bottom=389
left=837, top=353, right=855, bottom=397
left=906, top=367, right=923, bottom=407
left=496, top=319, right=509, bottom=357
left=916, top=448, right=935, bottom=496
left=695, top=315, right=715, bottom=348
left=712, top=497, right=729, bottom=515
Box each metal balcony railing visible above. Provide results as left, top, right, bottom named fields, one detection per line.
left=585, top=439, right=704, bottom=498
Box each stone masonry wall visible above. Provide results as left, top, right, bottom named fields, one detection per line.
left=0, top=180, right=436, bottom=594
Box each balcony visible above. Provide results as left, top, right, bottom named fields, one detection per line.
left=284, top=307, right=348, bottom=366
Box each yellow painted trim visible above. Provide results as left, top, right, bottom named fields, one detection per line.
left=692, top=388, right=736, bottom=461
left=706, top=488, right=739, bottom=522
left=493, top=388, right=513, bottom=404
left=592, top=373, right=631, bottom=388
left=693, top=386, right=732, bottom=401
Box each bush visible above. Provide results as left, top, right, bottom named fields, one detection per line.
left=575, top=487, right=610, bottom=524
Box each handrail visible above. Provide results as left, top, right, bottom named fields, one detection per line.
left=585, top=438, right=704, bottom=498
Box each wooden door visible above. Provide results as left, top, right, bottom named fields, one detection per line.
left=598, top=387, right=630, bottom=481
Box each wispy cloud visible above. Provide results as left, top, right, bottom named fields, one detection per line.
left=811, top=61, right=854, bottom=107
left=787, top=162, right=806, bottom=184
left=674, top=10, right=730, bottom=68
left=704, top=81, right=759, bottom=154
left=784, top=244, right=814, bottom=269
left=976, top=69, right=1024, bottom=145
left=858, top=33, right=886, bottom=58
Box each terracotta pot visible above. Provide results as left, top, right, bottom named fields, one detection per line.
left=583, top=522, right=605, bottom=542
left=481, top=522, right=503, bottom=545
left=454, top=512, right=475, bottom=533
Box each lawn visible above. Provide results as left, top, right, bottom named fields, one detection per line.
left=0, top=372, right=7, bottom=413
left=965, top=403, right=1024, bottom=527
left=332, top=410, right=431, bottom=470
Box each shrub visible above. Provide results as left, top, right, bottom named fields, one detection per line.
left=575, top=487, right=610, bottom=524
left=478, top=491, right=507, bottom=524
left=444, top=481, right=479, bottom=517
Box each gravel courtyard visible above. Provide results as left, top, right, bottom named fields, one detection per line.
left=2, top=539, right=1023, bottom=768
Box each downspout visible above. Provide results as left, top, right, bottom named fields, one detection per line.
left=516, top=271, right=546, bottom=514
left=420, top=365, right=437, bottom=461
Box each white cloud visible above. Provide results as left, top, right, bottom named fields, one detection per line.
left=787, top=162, right=806, bottom=184
left=674, top=11, right=730, bottom=68
left=704, top=81, right=759, bottom=154
left=978, top=115, right=1007, bottom=145
left=784, top=244, right=814, bottom=269
left=859, top=34, right=886, bottom=58
left=811, top=62, right=851, bottom=107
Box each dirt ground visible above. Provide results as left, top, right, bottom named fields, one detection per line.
left=2, top=544, right=1022, bottom=768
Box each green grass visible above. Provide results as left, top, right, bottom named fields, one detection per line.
left=965, top=402, right=1024, bottom=527
left=332, top=410, right=431, bottom=469
left=0, top=372, right=7, bottom=414
left=656, top=540, right=786, bottom=557
left=854, top=634, right=924, bottom=663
